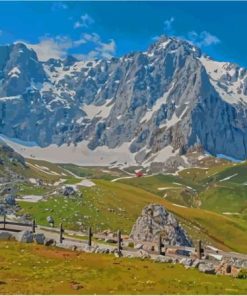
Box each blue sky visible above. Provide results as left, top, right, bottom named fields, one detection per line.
left=0, top=1, right=247, bottom=66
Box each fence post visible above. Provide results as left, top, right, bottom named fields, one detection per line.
left=32, top=219, right=36, bottom=233
left=59, top=223, right=64, bottom=244
left=197, top=240, right=202, bottom=259
left=88, top=226, right=92, bottom=247
left=3, top=215, right=6, bottom=230
left=117, top=230, right=122, bottom=253
left=158, top=233, right=163, bottom=255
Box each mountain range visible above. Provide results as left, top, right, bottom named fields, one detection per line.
left=0, top=36, right=247, bottom=170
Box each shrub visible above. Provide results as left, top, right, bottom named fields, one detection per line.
left=237, top=269, right=247, bottom=279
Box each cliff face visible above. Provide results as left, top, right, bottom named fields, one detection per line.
left=0, top=36, right=247, bottom=167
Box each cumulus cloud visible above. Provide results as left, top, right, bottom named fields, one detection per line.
left=163, top=17, right=175, bottom=35
left=161, top=17, right=220, bottom=48
left=25, top=33, right=116, bottom=61
left=74, top=33, right=116, bottom=59
left=25, top=36, right=73, bottom=61
left=187, top=30, right=221, bottom=47
left=74, top=14, right=94, bottom=29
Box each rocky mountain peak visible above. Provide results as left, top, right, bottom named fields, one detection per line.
left=148, top=35, right=201, bottom=59
left=0, top=42, right=46, bottom=97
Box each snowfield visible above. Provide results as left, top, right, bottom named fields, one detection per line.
left=0, top=135, right=137, bottom=167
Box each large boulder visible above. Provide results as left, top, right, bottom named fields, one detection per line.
left=16, top=230, right=33, bottom=243
left=130, top=204, right=192, bottom=247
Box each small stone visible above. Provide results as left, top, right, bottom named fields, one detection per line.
left=72, top=245, right=77, bottom=251
left=137, top=249, right=150, bottom=259
left=134, top=243, right=143, bottom=250
left=104, top=238, right=117, bottom=244
left=192, top=259, right=202, bottom=268
left=46, top=216, right=54, bottom=224
left=0, top=231, right=14, bottom=240
left=198, top=263, right=216, bottom=274
left=44, top=238, right=56, bottom=246
left=155, top=255, right=173, bottom=263
left=180, top=258, right=193, bottom=267
left=16, top=230, right=33, bottom=243
left=34, top=233, right=46, bottom=245
left=71, top=282, right=83, bottom=290
left=5, top=194, right=16, bottom=206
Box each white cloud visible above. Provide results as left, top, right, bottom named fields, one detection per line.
left=24, top=33, right=116, bottom=61
left=163, top=17, right=175, bottom=35
left=74, top=14, right=94, bottom=29
left=97, top=39, right=116, bottom=59
left=187, top=31, right=220, bottom=47
left=77, top=33, right=116, bottom=59
left=162, top=17, right=220, bottom=48
left=25, top=36, right=73, bottom=61
left=51, top=2, right=68, bottom=11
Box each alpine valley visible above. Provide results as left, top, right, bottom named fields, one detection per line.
left=2, top=35, right=247, bottom=295
left=1, top=36, right=247, bottom=171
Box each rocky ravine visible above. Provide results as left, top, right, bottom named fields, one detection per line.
left=0, top=36, right=247, bottom=169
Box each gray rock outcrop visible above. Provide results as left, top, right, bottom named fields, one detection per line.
left=130, top=204, right=192, bottom=247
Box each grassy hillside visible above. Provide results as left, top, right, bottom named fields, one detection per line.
left=0, top=240, right=247, bottom=295
left=18, top=179, right=247, bottom=253
left=2, top=144, right=246, bottom=254
left=120, top=160, right=247, bottom=218
left=60, top=163, right=127, bottom=180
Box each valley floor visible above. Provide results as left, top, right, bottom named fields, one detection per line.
left=0, top=240, right=247, bottom=295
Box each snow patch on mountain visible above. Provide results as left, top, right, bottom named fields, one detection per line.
left=0, top=135, right=137, bottom=167
left=8, top=67, right=21, bottom=78
left=141, top=84, right=174, bottom=123
left=200, top=55, right=247, bottom=104
left=82, top=100, right=114, bottom=119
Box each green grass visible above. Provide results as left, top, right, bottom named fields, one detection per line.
left=18, top=179, right=247, bottom=253
left=119, top=174, right=201, bottom=207
left=17, top=183, right=50, bottom=196
left=199, top=184, right=247, bottom=214
left=1, top=240, right=247, bottom=295
left=60, top=164, right=126, bottom=180
left=120, top=160, right=247, bottom=219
